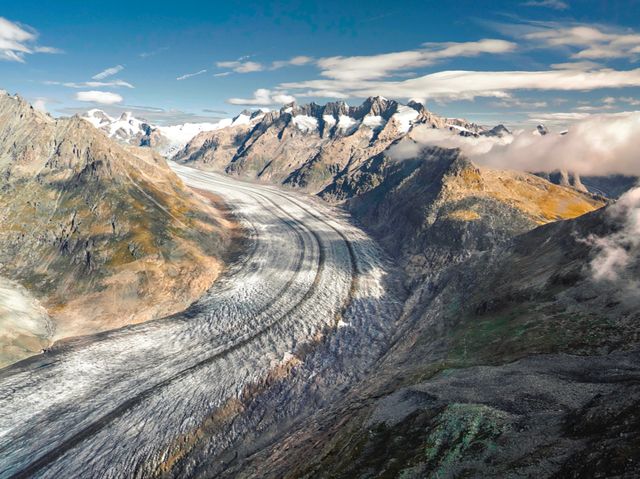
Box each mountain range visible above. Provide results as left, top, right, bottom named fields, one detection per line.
left=2, top=92, right=638, bottom=477
left=0, top=92, right=238, bottom=366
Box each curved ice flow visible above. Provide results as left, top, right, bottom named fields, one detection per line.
left=0, top=164, right=399, bottom=478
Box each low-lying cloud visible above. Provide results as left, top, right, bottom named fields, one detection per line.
left=391, top=112, right=640, bottom=177
left=586, top=186, right=640, bottom=301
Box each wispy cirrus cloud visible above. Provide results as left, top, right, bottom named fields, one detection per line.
left=139, top=46, right=169, bottom=58
left=177, top=69, right=207, bottom=81
left=281, top=66, right=640, bottom=102
left=0, top=16, right=61, bottom=62
left=522, top=0, right=569, bottom=10
left=227, top=88, right=295, bottom=106
left=316, top=39, right=516, bottom=82
left=44, top=80, right=134, bottom=89
left=75, top=91, right=123, bottom=105
left=92, top=65, right=124, bottom=80
left=215, top=55, right=314, bottom=75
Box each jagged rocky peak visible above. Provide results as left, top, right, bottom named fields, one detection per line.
left=322, top=100, right=350, bottom=117
left=352, top=95, right=398, bottom=119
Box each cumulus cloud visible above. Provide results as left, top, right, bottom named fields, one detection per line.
left=0, top=16, right=60, bottom=62
left=176, top=69, right=207, bottom=81
left=92, top=65, right=124, bottom=80
left=522, top=0, right=569, bottom=10
left=226, top=88, right=295, bottom=106
left=75, top=91, right=123, bottom=104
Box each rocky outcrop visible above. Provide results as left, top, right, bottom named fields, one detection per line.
left=0, top=92, right=239, bottom=365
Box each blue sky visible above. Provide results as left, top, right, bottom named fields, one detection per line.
left=1, top=0, right=640, bottom=126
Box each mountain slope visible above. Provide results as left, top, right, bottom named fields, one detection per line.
left=181, top=190, right=638, bottom=479
left=0, top=93, right=239, bottom=366
left=339, top=143, right=606, bottom=280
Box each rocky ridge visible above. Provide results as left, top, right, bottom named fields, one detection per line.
left=0, top=92, right=238, bottom=366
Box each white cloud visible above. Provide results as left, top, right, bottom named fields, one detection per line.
left=479, top=112, right=640, bottom=176
left=316, top=39, right=516, bottom=82
left=522, top=0, right=569, bottom=10
left=525, top=25, right=640, bottom=60
left=216, top=60, right=264, bottom=73
left=391, top=112, right=640, bottom=177
left=75, top=91, right=123, bottom=105
left=92, top=65, right=124, bottom=80
left=270, top=55, right=314, bottom=69
left=176, top=69, right=207, bottom=81
left=45, top=80, right=134, bottom=89
left=281, top=67, right=640, bottom=102
left=213, top=71, right=232, bottom=77
left=618, top=96, right=640, bottom=106
left=0, top=16, right=60, bottom=62
left=227, top=88, right=295, bottom=106
left=493, top=96, right=548, bottom=109
left=216, top=56, right=313, bottom=75
left=586, top=187, right=640, bottom=304
left=528, top=112, right=592, bottom=122
left=550, top=61, right=602, bottom=70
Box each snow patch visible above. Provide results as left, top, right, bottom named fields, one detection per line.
left=362, top=115, right=385, bottom=129
left=292, top=115, right=318, bottom=133
left=392, top=105, right=419, bottom=133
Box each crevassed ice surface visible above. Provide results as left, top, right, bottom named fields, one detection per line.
left=0, top=164, right=401, bottom=478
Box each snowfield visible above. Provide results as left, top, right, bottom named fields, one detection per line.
left=0, top=165, right=402, bottom=478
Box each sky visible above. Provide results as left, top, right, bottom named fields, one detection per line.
left=1, top=0, right=640, bottom=126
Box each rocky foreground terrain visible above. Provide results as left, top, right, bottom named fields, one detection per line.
left=0, top=93, right=238, bottom=367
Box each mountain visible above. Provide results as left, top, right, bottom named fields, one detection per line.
left=339, top=144, right=605, bottom=282
left=175, top=97, right=473, bottom=193
left=0, top=92, right=238, bottom=366
left=175, top=97, right=631, bottom=202
left=82, top=109, right=236, bottom=157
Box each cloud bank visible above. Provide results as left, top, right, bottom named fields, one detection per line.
left=391, top=112, right=640, bottom=177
